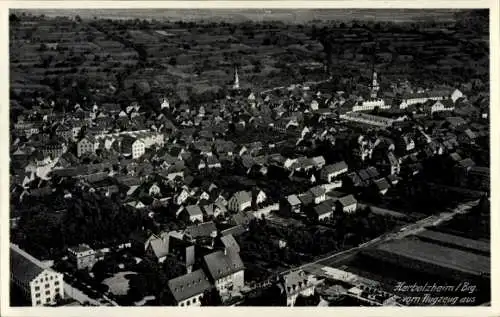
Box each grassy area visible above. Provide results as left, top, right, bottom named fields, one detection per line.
left=103, top=271, right=137, bottom=296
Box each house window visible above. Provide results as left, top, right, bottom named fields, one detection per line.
left=36, top=300, right=41, bottom=305
left=45, top=284, right=49, bottom=288
left=54, top=281, right=59, bottom=286
left=35, top=293, right=40, bottom=298
left=45, top=290, right=50, bottom=295
left=55, top=288, right=60, bottom=293
left=193, top=297, right=197, bottom=303
left=186, top=301, right=190, bottom=306
left=46, top=298, right=50, bottom=303
left=180, top=303, right=184, bottom=307
left=35, top=286, right=40, bottom=291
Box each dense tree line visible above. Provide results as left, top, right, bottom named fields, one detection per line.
left=12, top=189, right=147, bottom=260
left=238, top=210, right=399, bottom=273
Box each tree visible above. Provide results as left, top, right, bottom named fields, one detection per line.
left=200, top=288, right=222, bottom=306
left=127, top=274, right=148, bottom=302
left=9, top=13, right=20, bottom=24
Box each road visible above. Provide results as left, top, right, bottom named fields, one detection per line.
left=277, top=199, right=480, bottom=278
left=63, top=272, right=119, bottom=306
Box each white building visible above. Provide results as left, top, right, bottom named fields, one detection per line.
left=428, top=100, right=455, bottom=114
left=161, top=97, right=170, bottom=110
left=77, top=136, right=99, bottom=157
left=320, top=161, right=348, bottom=183
left=352, top=99, right=389, bottom=112
left=279, top=270, right=317, bottom=307
left=10, top=244, right=64, bottom=306
left=203, top=250, right=245, bottom=294
left=399, top=89, right=463, bottom=109
left=340, top=112, right=394, bottom=128
left=67, top=244, right=96, bottom=270
left=94, top=130, right=164, bottom=150
left=121, top=136, right=145, bottom=159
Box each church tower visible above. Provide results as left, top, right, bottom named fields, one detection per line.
left=233, top=66, right=240, bottom=90
left=370, top=71, right=380, bottom=99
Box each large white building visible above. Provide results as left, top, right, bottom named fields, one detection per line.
left=399, top=89, right=463, bottom=109
left=121, top=136, right=146, bottom=159
left=95, top=130, right=164, bottom=153
left=340, top=112, right=395, bottom=128
left=10, top=244, right=65, bottom=306
left=352, top=99, right=390, bottom=112
left=77, top=136, right=99, bottom=157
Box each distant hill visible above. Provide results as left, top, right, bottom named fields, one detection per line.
left=12, top=9, right=463, bottom=24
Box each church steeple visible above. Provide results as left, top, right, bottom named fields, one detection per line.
left=370, top=71, right=379, bottom=99
left=233, top=66, right=240, bottom=90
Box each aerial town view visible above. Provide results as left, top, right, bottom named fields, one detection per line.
left=8, top=8, right=490, bottom=308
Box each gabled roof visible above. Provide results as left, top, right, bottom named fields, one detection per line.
left=458, top=158, right=475, bottom=168
left=309, top=185, right=326, bottom=198
left=366, top=166, right=380, bottom=179
left=202, top=203, right=214, bottom=216
left=286, top=194, right=301, bottom=206
left=185, top=221, right=217, bottom=239
left=220, top=234, right=240, bottom=253
left=185, top=205, right=203, bottom=217
left=313, top=199, right=335, bottom=216
left=463, top=129, right=477, bottom=139
left=373, top=178, right=390, bottom=191
left=168, top=269, right=212, bottom=303
left=149, top=238, right=169, bottom=259
left=322, top=161, right=348, bottom=174
left=68, top=244, right=94, bottom=254
left=283, top=270, right=310, bottom=296
left=311, top=156, right=326, bottom=166
left=298, top=193, right=314, bottom=206
left=10, top=244, right=52, bottom=285
left=221, top=225, right=246, bottom=237
left=337, top=194, right=357, bottom=207
left=357, top=169, right=371, bottom=182
left=203, top=250, right=244, bottom=281
left=231, top=211, right=255, bottom=227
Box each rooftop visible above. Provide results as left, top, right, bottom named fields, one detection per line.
left=10, top=244, right=53, bottom=285
left=168, top=269, right=212, bottom=303
left=337, top=194, right=357, bottom=207
left=203, top=250, right=244, bottom=281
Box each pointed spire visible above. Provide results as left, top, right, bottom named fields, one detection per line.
left=233, top=66, right=240, bottom=90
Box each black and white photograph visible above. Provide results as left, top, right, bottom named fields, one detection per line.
left=2, top=1, right=498, bottom=314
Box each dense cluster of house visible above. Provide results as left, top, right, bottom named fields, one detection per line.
left=9, top=69, right=489, bottom=306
